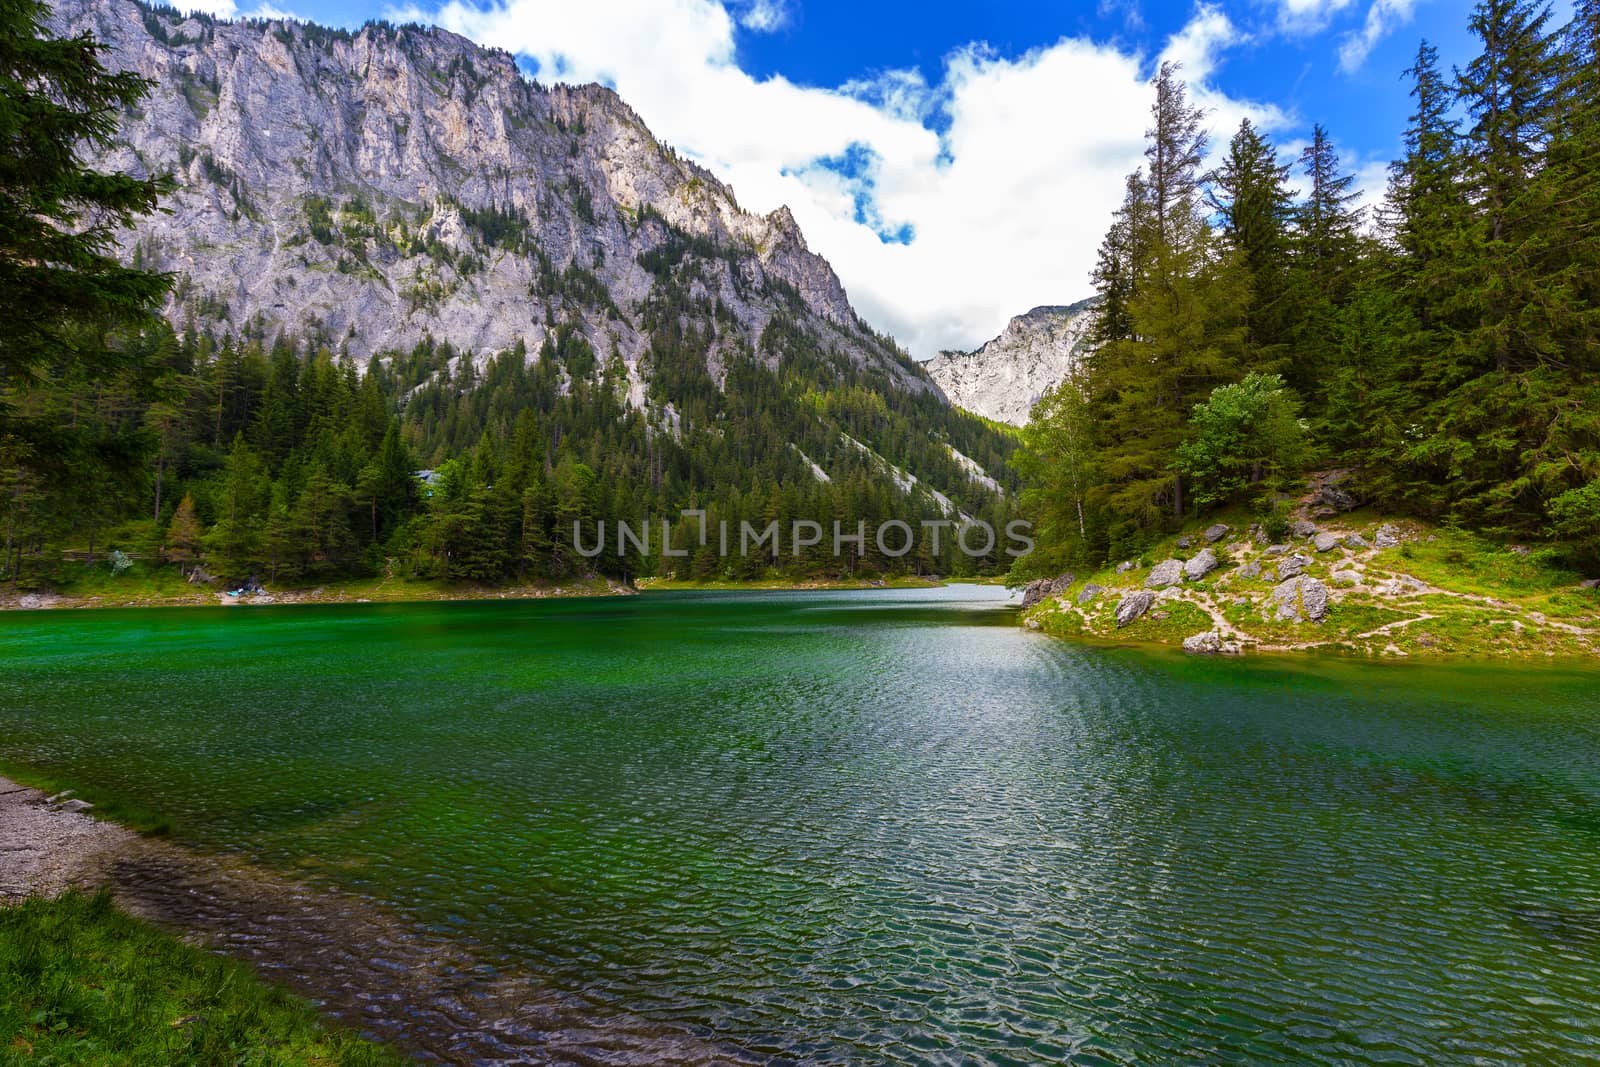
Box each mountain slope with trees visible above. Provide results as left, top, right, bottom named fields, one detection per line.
left=2, top=0, right=1018, bottom=599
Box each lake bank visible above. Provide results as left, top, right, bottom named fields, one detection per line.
left=1019, top=512, right=1600, bottom=660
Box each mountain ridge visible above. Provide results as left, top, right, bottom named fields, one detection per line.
left=923, top=298, right=1097, bottom=426
left=51, top=0, right=931, bottom=397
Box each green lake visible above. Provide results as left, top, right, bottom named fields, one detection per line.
left=2, top=586, right=1599, bottom=1064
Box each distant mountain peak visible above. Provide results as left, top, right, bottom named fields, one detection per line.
left=924, top=299, right=1099, bottom=426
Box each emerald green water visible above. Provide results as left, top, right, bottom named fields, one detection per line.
left=2, top=587, right=1599, bottom=1064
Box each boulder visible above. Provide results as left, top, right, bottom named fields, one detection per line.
left=1048, top=573, right=1076, bottom=598
left=1263, top=544, right=1290, bottom=557
left=1508, top=545, right=1530, bottom=556
left=1077, top=583, right=1104, bottom=605
left=1114, top=590, right=1156, bottom=627
left=1343, top=533, right=1370, bottom=550
left=1313, top=532, right=1341, bottom=553
left=1292, top=520, right=1319, bottom=538
left=1377, top=575, right=1428, bottom=597
left=1183, top=631, right=1222, bottom=655
left=1183, top=548, right=1219, bottom=581
left=1146, top=559, right=1184, bottom=588
left=1176, top=536, right=1193, bottom=549
left=1019, top=579, right=1049, bottom=610
left=1332, top=570, right=1362, bottom=586
left=1374, top=524, right=1401, bottom=548
left=1203, top=523, right=1231, bottom=544
left=1272, top=575, right=1330, bottom=622
left=1236, top=561, right=1263, bottom=580
left=1115, top=560, right=1135, bottom=574
left=1024, top=617, right=1041, bottom=630
left=1579, top=578, right=1599, bottom=590
left=1277, top=553, right=1311, bottom=581
left=1311, top=469, right=1361, bottom=512
left=54, top=798, right=95, bottom=814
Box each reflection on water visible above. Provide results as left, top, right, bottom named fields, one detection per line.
left=2, top=585, right=1599, bottom=1064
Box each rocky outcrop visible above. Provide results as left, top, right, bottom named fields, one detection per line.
left=1114, top=590, right=1156, bottom=627
left=1271, top=576, right=1330, bottom=622
left=48, top=0, right=928, bottom=398
left=1277, top=553, right=1312, bottom=581
left=922, top=300, right=1098, bottom=425
left=1146, top=560, right=1184, bottom=589
left=1019, top=573, right=1075, bottom=610
left=1182, top=631, right=1242, bottom=655
left=1183, top=549, right=1219, bottom=581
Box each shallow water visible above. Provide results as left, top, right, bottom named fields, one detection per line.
left=2, top=586, right=1599, bottom=1064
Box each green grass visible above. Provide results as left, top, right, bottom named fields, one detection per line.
left=0, top=891, right=403, bottom=1066
left=1382, top=530, right=1580, bottom=599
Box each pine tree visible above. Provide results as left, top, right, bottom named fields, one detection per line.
left=1209, top=119, right=1295, bottom=372
left=165, top=494, right=202, bottom=563
left=0, top=0, right=172, bottom=390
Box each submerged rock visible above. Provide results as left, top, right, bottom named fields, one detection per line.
left=1183, top=549, right=1219, bottom=581
left=1272, top=576, right=1330, bottom=622
left=1114, top=590, right=1156, bottom=627
left=1146, top=559, right=1184, bottom=588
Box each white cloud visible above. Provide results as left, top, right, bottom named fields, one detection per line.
left=1338, top=0, right=1421, bottom=72
left=171, top=0, right=301, bottom=19
left=734, top=0, right=789, bottom=33
left=1274, top=0, right=1359, bottom=35
left=386, top=0, right=1285, bottom=357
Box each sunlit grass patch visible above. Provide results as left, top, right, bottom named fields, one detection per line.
left=0, top=891, right=402, bottom=1066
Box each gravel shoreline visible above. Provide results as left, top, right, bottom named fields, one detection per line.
left=0, top=775, right=141, bottom=903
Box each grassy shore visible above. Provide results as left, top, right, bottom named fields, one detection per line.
left=1, top=563, right=630, bottom=611
left=0, top=890, right=401, bottom=1066
left=636, top=574, right=954, bottom=592
left=1021, top=508, right=1600, bottom=660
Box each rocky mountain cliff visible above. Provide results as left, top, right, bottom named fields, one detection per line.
left=49, top=0, right=927, bottom=397
left=923, top=299, right=1098, bottom=426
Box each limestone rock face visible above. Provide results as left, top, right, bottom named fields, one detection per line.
left=47, top=0, right=928, bottom=397
left=1115, top=590, right=1156, bottom=627
left=1146, top=559, right=1184, bottom=589
left=923, top=300, right=1098, bottom=426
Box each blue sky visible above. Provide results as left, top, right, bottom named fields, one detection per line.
left=203, top=0, right=1505, bottom=355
